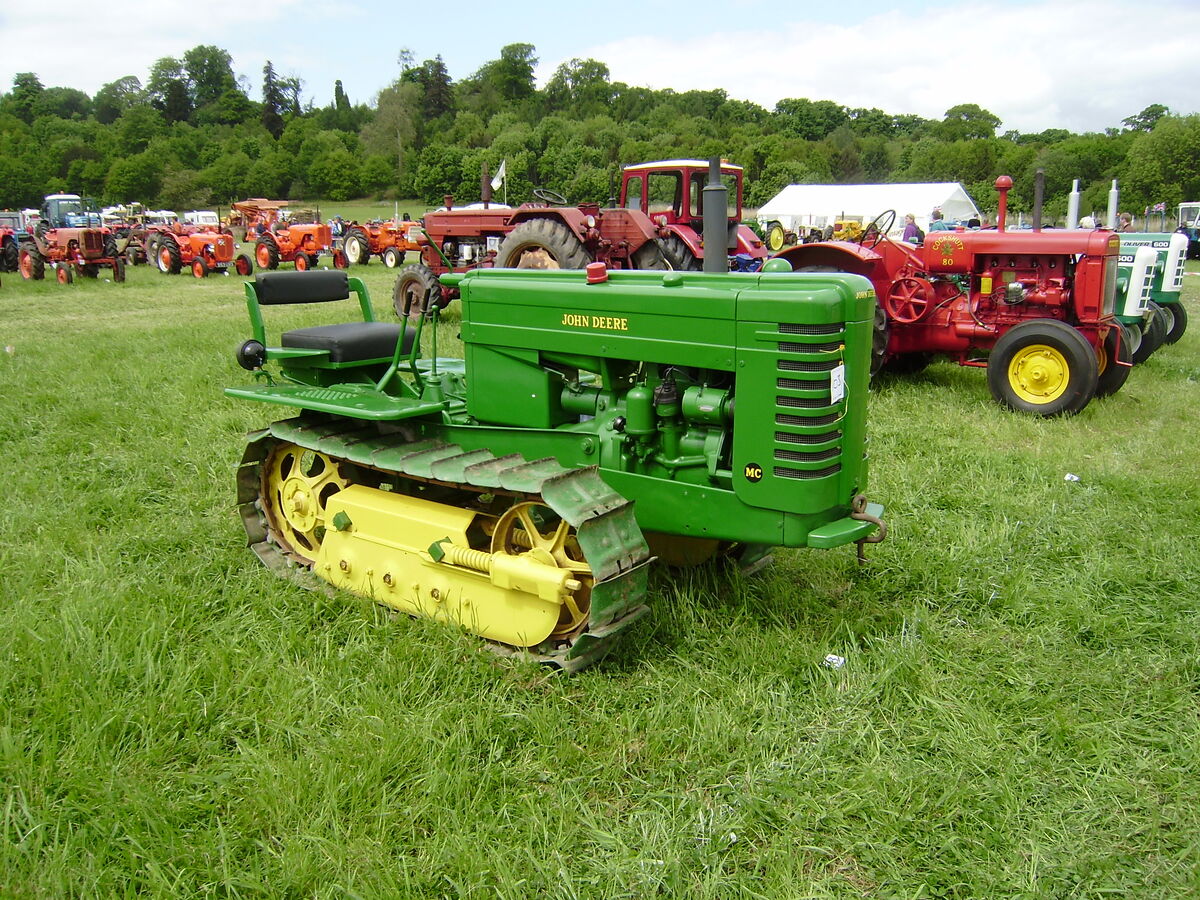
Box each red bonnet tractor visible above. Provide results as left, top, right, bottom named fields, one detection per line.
left=772, top=176, right=1145, bottom=416
left=391, top=159, right=768, bottom=320
left=342, top=218, right=423, bottom=268
left=18, top=194, right=125, bottom=284
left=149, top=224, right=251, bottom=278
left=0, top=210, right=21, bottom=273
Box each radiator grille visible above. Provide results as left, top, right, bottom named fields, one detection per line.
left=779, top=358, right=838, bottom=373
left=779, top=322, right=843, bottom=336
left=775, top=463, right=842, bottom=480
left=776, top=430, right=842, bottom=444
left=777, top=412, right=840, bottom=427
left=775, top=447, right=841, bottom=463
left=780, top=340, right=841, bottom=353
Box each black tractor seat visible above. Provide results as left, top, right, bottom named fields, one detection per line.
left=282, top=321, right=413, bottom=363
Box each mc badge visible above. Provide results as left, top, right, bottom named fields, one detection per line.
left=743, top=462, right=764, bottom=483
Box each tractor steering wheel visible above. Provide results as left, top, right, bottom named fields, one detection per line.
left=533, top=188, right=569, bottom=206
left=860, top=209, right=897, bottom=248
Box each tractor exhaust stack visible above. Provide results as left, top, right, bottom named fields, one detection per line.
left=1033, top=168, right=1044, bottom=232
left=702, top=158, right=727, bottom=274
left=994, top=175, right=1013, bottom=233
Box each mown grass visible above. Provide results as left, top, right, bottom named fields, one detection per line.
left=1, top=261, right=1198, bottom=897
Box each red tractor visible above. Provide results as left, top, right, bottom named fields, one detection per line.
left=342, top=218, right=423, bottom=267
left=149, top=225, right=252, bottom=277
left=232, top=199, right=347, bottom=271
left=771, top=176, right=1137, bottom=416
left=17, top=194, right=125, bottom=284
left=392, top=159, right=767, bottom=319
left=0, top=209, right=25, bottom=272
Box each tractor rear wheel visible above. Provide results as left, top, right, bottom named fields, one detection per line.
left=660, top=234, right=702, bottom=271
left=234, top=253, right=253, bottom=276
left=987, top=319, right=1099, bottom=417
left=192, top=257, right=209, bottom=278
left=1160, top=301, right=1188, bottom=345
left=382, top=246, right=403, bottom=268
left=345, top=230, right=369, bottom=265
left=393, top=263, right=442, bottom=321
left=103, top=235, right=118, bottom=259
left=18, top=244, right=45, bottom=280
left=1095, top=324, right=1132, bottom=398
left=255, top=235, right=280, bottom=270
left=495, top=219, right=592, bottom=269
left=1131, top=302, right=1167, bottom=364
left=157, top=235, right=182, bottom=275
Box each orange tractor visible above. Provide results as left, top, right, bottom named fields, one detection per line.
left=17, top=194, right=125, bottom=284
left=341, top=218, right=423, bottom=267
left=148, top=224, right=252, bottom=277
left=231, top=199, right=347, bottom=271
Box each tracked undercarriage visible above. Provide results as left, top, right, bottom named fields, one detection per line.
left=239, top=416, right=652, bottom=670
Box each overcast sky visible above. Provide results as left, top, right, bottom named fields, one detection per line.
left=1, top=0, right=1193, bottom=135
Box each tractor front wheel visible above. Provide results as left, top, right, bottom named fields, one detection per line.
left=1131, top=301, right=1167, bottom=364
left=987, top=319, right=1099, bottom=417
left=494, top=219, right=592, bottom=269
left=234, top=253, right=253, bottom=276
left=112, top=257, right=126, bottom=283
left=293, top=252, right=309, bottom=271
left=1095, top=325, right=1132, bottom=398
left=192, top=257, right=209, bottom=278
left=18, top=244, right=44, bottom=280
left=345, top=230, right=369, bottom=265
left=393, top=263, right=443, bottom=321
left=765, top=221, right=786, bottom=253
left=1161, top=301, right=1188, bottom=345
left=1, top=237, right=17, bottom=272
left=382, top=246, right=403, bottom=268
left=56, top=264, right=73, bottom=285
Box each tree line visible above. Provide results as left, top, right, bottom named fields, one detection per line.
left=0, top=43, right=1195, bottom=219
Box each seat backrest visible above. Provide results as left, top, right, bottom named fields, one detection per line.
left=255, top=270, right=349, bottom=305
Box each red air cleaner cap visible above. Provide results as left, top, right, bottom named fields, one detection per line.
left=586, top=262, right=608, bottom=283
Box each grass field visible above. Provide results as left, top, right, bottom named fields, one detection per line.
left=1, top=258, right=1199, bottom=897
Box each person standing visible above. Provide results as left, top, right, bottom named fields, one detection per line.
left=901, top=213, right=922, bottom=243
left=1118, top=212, right=1134, bottom=232
left=929, top=209, right=953, bottom=231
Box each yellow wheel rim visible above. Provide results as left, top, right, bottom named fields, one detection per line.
left=1007, top=343, right=1070, bottom=404
left=767, top=225, right=785, bottom=252
left=263, top=444, right=349, bottom=563
left=491, top=501, right=592, bottom=637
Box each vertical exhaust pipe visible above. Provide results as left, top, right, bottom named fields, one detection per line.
left=1066, top=179, right=1080, bottom=229
left=702, top=158, right=728, bottom=274
left=1032, top=168, right=1044, bottom=232
left=1107, top=179, right=1120, bottom=229
left=995, top=175, right=1013, bottom=233
left=481, top=162, right=492, bottom=208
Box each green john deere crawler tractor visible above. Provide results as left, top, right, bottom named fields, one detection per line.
left=226, top=265, right=885, bottom=670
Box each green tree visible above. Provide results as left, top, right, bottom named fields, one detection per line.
left=262, top=62, right=285, bottom=139
left=361, top=81, right=421, bottom=186
left=8, top=73, right=45, bottom=124
left=1122, top=103, right=1168, bottom=133
left=33, top=87, right=91, bottom=120
left=938, top=103, right=1001, bottom=141
left=774, top=98, right=847, bottom=141
left=309, top=147, right=362, bottom=200
left=183, top=45, right=237, bottom=107
left=105, top=151, right=162, bottom=202
left=93, top=76, right=143, bottom=125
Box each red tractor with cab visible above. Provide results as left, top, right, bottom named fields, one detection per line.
left=18, top=194, right=125, bottom=284
left=392, top=159, right=767, bottom=319
left=771, top=176, right=1142, bottom=416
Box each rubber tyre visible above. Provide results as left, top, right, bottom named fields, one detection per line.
left=630, top=241, right=671, bottom=270
left=393, top=263, right=443, bottom=321
left=987, top=319, right=1099, bottom=417
left=157, top=235, right=182, bottom=275
left=1095, top=325, right=1132, bottom=399
left=192, top=257, right=209, bottom=278
left=307, top=253, right=320, bottom=269
left=112, top=257, right=126, bottom=283
left=103, top=235, right=118, bottom=259
left=1131, top=302, right=1167, bottom=364
left=1160, top=301, right=1187, bottom=345
left=293, top=252, right=310, bottom=271
left=234, top=253, right=253, bottom=276
left=766, top=221, right=786, bottom=252
left=56, top=265, right=73, bottom=285
left=144, top=233, right=160, bottom=265
left=494, top=219, right=592, bottom=269
left=382, top=246, right=403, bottom=268
left=660, top=234, right=702, bottom=271
left=345, top=230, right=369, bottom=265
left=880, top=352, right=933, bottom=376
left=332, top=249, right=349, bottom=269
left=255, top=235, right=280, bottom=270
left=18, top=244, right=45, bottom=280
left=1, top=237, right=17, bottom=272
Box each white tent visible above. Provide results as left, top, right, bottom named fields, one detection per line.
left=756, top=182, right=981, bottom=238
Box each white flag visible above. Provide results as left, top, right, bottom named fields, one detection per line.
left=490, top=159, right=506, bottom=191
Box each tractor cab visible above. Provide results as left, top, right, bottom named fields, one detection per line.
left=42, top=194, right=102, bottom=229
left=619, top=160, right=744, bottom=226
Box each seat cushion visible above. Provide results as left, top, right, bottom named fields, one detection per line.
left=281, top=322, right=411, bottom=363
